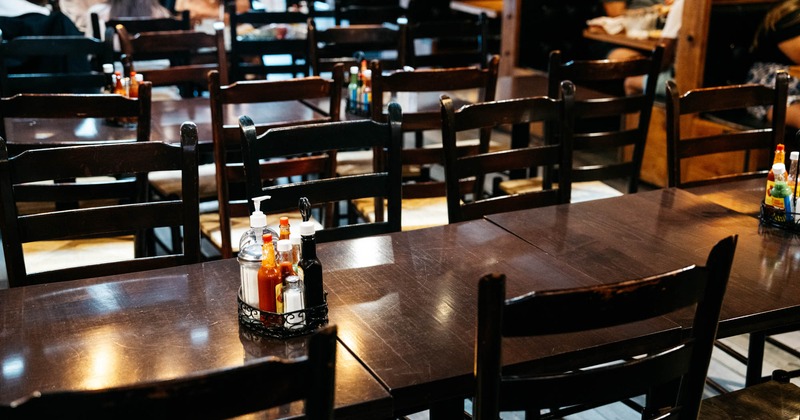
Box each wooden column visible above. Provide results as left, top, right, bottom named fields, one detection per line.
left=500, top=0, right=520, bottom=76
left=674, top=0, right=713, bottom=92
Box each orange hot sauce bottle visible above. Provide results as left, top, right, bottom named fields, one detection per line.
left=257, top=233, right=281, bottom=313
left=278, top=216, right=291, bottom=240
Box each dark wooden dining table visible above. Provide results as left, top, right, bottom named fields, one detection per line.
left=0, top=217, right=683, bottom=419
left=2, top=95, right=327, bottom=151
left=0, top=260, right=392, bottom=419
left=486, top=185, right=800, bottom=387
left=2, top=74, right=593, bottom=154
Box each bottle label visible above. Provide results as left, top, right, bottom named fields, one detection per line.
left=765, top=179, right=776, bottom=202
left=275, top=283, right=284, bottom=313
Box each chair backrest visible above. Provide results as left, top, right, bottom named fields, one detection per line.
left=3, top=324, right=337, bottom=419
left=0, top=120, right=200, bottom=288
left=440, top=82, right=575, bottom=224
left=0, top=32, right=114, bottom=96
left=90, top=10, right=191, bottom=40
left=665, top=72, right=788, bottom=189
left=227, top=4, right=310, bottom=81
left=116, top=23, right=228, bottom=94
left=308, top=18, right=407, bottom=76
left=0, top=82, right=152, bottom=155
left=547, top=46, right=664, bottom=194
left=473, top=235, right=737, bottom=420
left=209, top=65, right=343, bottom=258
left=241, top=103, right=403, bottom=243
left=334, top=0, right=406, bottom=25
left=370, top=56, right=499, bottom=200
left=405, top=13, right=489, bottom=69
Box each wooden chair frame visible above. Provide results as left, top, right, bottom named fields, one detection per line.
left=0, top=82, right=152, bottom=156
left=0, top=33, right=114, bottom=97
left=0, top=121, right=200, bottom=288
left=405, top=12, right=489, bottom=69
left=370, top=56, right=498, bottom=202
left=474, top=236, right=737, bottom=420
left=546, top=46, right=664, bottom=194
left=240, top=103, right=403, bottom=243
left=117, top=24, right=228, bottom=90
left=665, top=71, right=789, bottom=189
left=440, top=82, right=575, bottom=224
left=207, top=66, right=343, bottom=258
left=308, top=18, right=407, bottom=77
left=227, top=4, right=310, bottom=81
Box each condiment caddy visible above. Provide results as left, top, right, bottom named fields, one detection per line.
left=237, top=197, right=329, bottom=339
left=760, top=143, right=800, bottom=232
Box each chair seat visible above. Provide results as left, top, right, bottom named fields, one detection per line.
left=335, top=150, right=374, bottom=176
left=148, top=162, right=217, bottom=200
left=23, top=236, right=135, bottom=274
left=498, top=179, right=623, bottom=203
left=199, top=211, right=323, bottom=254
left=698, top=380, right=800, bottom=418
left=353, top=196, right=449, bottom=230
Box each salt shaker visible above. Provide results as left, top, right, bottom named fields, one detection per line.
left=282, top=275, right=305, bottom=330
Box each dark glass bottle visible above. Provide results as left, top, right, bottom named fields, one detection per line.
left=297, top=221, right=324, bottom=308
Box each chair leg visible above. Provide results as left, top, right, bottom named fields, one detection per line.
left=746, top=331, right=767, bottom=386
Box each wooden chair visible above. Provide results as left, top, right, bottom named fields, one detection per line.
left=241, top=103, right=403, bottom=243
left=0, top=82, right=152, bottom=156
left=227, top=4, right=310, bottom=81
left=405, top=13, right=489, bottom=69
left=0, top=121, right=200, bottom=288
left=474, top=235, right=738, bottom=420
left=116, top=23, right=228, bottom=96
left=0, top=32, right=114, bottom=96
left=2, top=324, right=337, bottom=420
left=90, top=10, right=191, bottom=41
left=440, top=82, right=575, bottom=224
left=203, top=66, right=343, bottom=258
left=549, top=47, right=664, bottom=195
left=308, top=18, right=407, bottom=77
left=116, top=24, right=227, bottom=210
left=666, top=72, right=789, bottom=189
left=353, top=56, right=498, bottom=230
left=666, top=72, right=790, bottom=390
left=334, top=0, right=406, bottom=25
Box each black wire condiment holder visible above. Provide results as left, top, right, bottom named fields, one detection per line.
left=237, top=290, right=329, bottom=339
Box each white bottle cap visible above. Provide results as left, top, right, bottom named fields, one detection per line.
left=290, top=232, right=301, bottom=245
left=277, top=239, right=291, bottom=252
left=773, top=163, right=786, bottom=175
left=350, top=65, right=359, bottom=74
left=103, top=63, right=114, bottom=73
left=362, top=69, right=372, bottom=78
left=250, top=195, right=270, bottom=228
left=135, top=73, right=144, bottom=82
left=791, top=151, right=799, bottom=160
left=300, top=220, right=315, bottom=236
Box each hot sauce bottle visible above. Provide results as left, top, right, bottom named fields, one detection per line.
left=765, top=144, right=786, bottom=202
left=257, top=233, right=280, bottom=313
left=278, top=216, right=291, bottom=240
